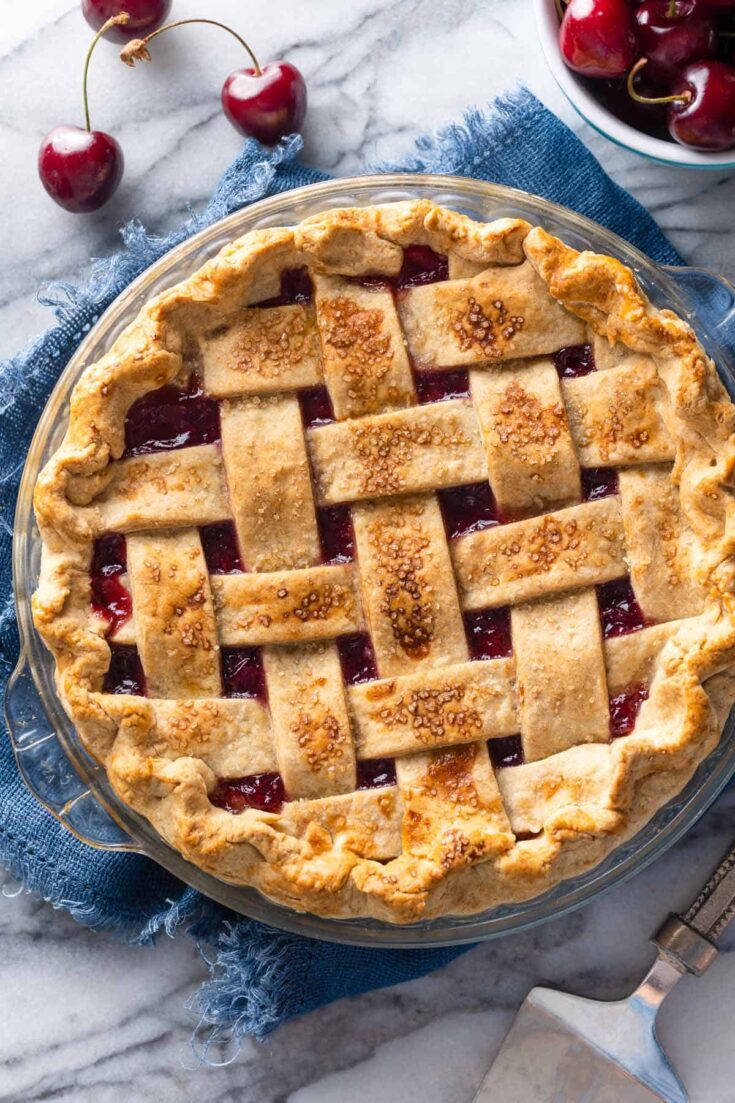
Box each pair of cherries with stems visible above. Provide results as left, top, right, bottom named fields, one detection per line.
left=39, top=2, right=307, bottom=213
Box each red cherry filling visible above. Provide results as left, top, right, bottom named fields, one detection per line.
left=488, top=734, right=524, bottom=769
left=124, top=375, right=220, bottom=457
left=317, top=505, right=355, bottom=564
left=221, top=647, right=267, bottom=701
left=337, top=633, right=379, bottom=685
left=355, top=245, right=449, bottom=292
left=91, top=575, right=132, bottom=636
left=210, top=772, right=285, bottom=813
left=299, top=385, right=335, bottom=428
left=581, top=466, right=619, bottom=502
left=394, top=245, right=449, bottom=290
left=465, top=607, right=513, bottom=661
left=414, top=368, right=470, bottom=404
left=90, top=533, right=131, bottom=635
left=255, top=266, right=312, bottom=308
left=92, top=532, right=127, bottom=574
left=357, top=758, right=397, bottom=789
left=438, top=482, right=500, bottom=539
left=200, top=522, right=244, bottom=574
left=609, top=684, right=649, bottom=738
left=598, top=577, right=648, bottom=638
left=554, top=343, right=596, bottom=378
left=103, top=645, right=147, bottom=695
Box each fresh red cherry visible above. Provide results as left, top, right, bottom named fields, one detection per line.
left=82, top=0, right=172, bottom=42
left=634, top=0, right=716, bottom=85
left=560, top=0, right=639, bottom=78
left=627, top=57, right=735, bottom=148
left=38, top=14, right=127, bottom=212
left=667, top=60, right=735, bottom=149
left=222, top=62, right=307, bottom=144
left=120, top=18, right=308, bottom=145
left=38, top=126, right=123, bottom=213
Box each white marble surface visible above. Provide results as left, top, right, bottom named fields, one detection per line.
left=2, top=1, right=735, bottom=1100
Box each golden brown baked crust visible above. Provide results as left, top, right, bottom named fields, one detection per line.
left=32, top=199, right=735, bottom=923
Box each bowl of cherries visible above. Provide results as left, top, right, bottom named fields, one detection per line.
left=535, top=0, right=735, bottom=167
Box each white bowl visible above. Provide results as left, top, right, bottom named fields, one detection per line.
left=534, top=0, right=735, bottom=170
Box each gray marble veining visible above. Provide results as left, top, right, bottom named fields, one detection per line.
left=2, top=1, right=735, bottom=1100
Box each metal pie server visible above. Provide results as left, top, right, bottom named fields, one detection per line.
left=472, top=839, right=735, bottom=1102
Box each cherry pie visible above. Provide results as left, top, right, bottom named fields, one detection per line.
left=33, top=200, right=735, bottom=922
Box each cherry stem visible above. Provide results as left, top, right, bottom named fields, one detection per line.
left=83, top=13, right=130, bottom=131
left=666, top=0, right=677, bottom=18
left=135, top=18, right=262, bottom=74
left=626, top=57, right=692, bottom=105
left=554, top=0, right=566, bottom=20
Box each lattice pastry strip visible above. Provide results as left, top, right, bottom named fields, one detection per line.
left=199, top=302, right=323, bottom=398
left=398, top=262, right=587, bottom=368
left=220, top=395, right=320, bottom=572
left=95, top=444, right=230, bottom=533
left=350, top=658, right=518, bottom=760
left=274, top=788, right=402, bottom=861
left=498, top=743, right=615, bottom=836
left=150, top=698, right=276, bottom=776
left=351, top=493, right=469, bottom=677
left=511, top=589, right=610, bottom=761
left=308, top=399, right=487, bottom=506
left=452, top=496, right=627, bottom=610
left=125, top=529, right=221, bottom=697
left=470, top=358, right=581, bottom=516
left=312, top=274, right=416, bottom=419
left=263, top=642, right=357, bottom=800
left=397, top=741, right=514, bottom=865
left=619, top=464, right=708, bottom=621
left=211, top=564, right=362, bottom=646
left=123, top=618, right=693, bottom=801
left=112, top=561, right=362, bottom=648
left=604, top=620, right=687, bottom=695
left=561, top=359, right=675, bottom=467
left=498, top=618, right=695, bottom=834
left=347, top=619, right=692, bottom=763
left=344, top=486, right=513, bottom=869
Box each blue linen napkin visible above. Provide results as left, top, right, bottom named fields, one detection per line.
left=0, top=88, right=686, bottom=1051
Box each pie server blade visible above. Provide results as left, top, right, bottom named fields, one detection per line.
left=472, top=982, right=684, bottom=1102
left=472, top=838, right=735, bottom=1103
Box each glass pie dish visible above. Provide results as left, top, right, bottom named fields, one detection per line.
left=7, top=174, right=735, bottom=947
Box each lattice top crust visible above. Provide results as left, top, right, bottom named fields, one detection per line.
left=32, top=200, right=735, bottom=923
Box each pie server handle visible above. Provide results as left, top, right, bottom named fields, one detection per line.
left=653, top=837, right=735, bottom=976
left=4, top=649, right=141, bottom=853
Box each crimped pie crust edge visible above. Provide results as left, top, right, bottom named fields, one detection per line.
left=31, top=199, right=735, bottom=923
